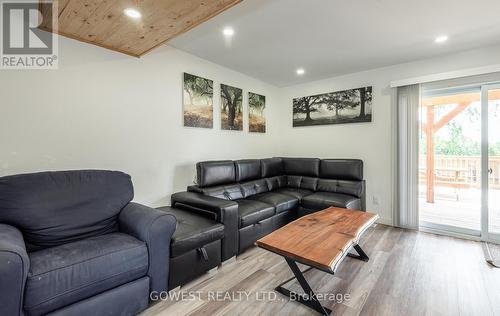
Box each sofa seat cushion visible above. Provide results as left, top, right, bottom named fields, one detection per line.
left=301, top=192, right=361, bottom=211
left=157, top=207, right=225, bottom=257
left=275, top=188, right=314, bottom=201
left=25, top=233, right=148, bottom=316
left=236, top=199, right=275, bottom=228
left=247, top=192, right=299, bottom=214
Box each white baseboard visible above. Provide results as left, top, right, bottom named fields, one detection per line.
left=376, top=217, right=393, bottom=226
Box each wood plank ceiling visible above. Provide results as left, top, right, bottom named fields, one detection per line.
left=39, top=0, right=241, bottom=57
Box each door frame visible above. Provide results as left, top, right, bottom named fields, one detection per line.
left=418, top=82, right=500, bottom=242
left=481, top=83, right=500, bottom=243
left=419, top=85, right=482, bottom=236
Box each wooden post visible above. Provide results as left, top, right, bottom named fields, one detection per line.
left=426, top=106, right=435, bottom=203
left=421, top=98, right=475, bottom=203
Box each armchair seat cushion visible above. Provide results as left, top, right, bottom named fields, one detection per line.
left=157, top=206, right=224, bottom=258
left=301, top=192, right=361, bottom=211
left=24, top=233, right=148, bottom=316
left=236, top=199, right=275, bottom=228
left=247, top=192, right=299, bottom=213
left=274, top=188, right=314, bottom=201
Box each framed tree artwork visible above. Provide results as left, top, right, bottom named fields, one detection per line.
left=293, top=86, right=372, bottom=127
left=183, top=73, right=213, bottom=128
left=248, top=92, right=266, bottom=133
left=220, top=84, right=243, bottom=131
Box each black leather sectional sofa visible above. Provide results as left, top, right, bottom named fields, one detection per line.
left=0, top=160, right=365, bottom=314
left=171, top=157, right=365, bottom=263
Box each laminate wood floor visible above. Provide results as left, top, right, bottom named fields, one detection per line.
left=142, top=224, right=500, bottom=316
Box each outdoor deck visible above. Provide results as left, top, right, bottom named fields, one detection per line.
left=419, top=185, right=500, bottom=234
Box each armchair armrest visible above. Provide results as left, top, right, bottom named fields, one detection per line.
left=171, top=191, right=239, bottom=261
left=119, top=202, right=176, bottom=293
left=0, top=224, right=29, bottom=316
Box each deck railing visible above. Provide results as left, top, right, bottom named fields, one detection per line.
left=419, top=155, right=500, bottom=189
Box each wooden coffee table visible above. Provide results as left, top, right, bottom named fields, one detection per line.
left=256, top=207, right=379, bottom=315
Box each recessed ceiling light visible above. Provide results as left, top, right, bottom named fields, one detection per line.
left=223, top=27, right=235, bottom=37
left=124, top=8, right=141, bottom=19
left=435, top=35, right=448, bottom=43
left=296, top=68, right=305, bottom=75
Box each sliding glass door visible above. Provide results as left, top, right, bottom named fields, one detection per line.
left=419, top=82, right=500, bottom=242
left=483, top=85, right=500, bottom=242
left=419, top=89, right=482, bottom=235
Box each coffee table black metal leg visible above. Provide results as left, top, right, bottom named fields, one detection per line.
left=275, top=258, right=332, bottom=315
left=347, top=244, right=369, bottom=262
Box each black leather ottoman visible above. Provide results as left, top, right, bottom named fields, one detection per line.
left=157, top=206, right=224, bottom=290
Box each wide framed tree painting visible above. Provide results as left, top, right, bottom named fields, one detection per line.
left=293, top=86, right=372, bottom=127
left=183, top=73, right=214, bottom=128
left=220, top=84, right=243, bottom=131
left=248, top=92, right=266, bottom=133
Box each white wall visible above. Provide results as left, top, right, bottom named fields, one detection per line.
left=0, top=37, right=283, bottom=206
left=277, top=43, right=500, bottom=225
left=2, top=34, right=500, bottom=223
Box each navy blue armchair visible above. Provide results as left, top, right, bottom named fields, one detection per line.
left=0, top=170, right=176, bottom=316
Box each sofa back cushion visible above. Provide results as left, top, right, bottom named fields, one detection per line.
left=240, top=179, right=269, bottom=198
left=0, top=170, right=133, bottom=251
left=286, top=176, right=318, bottom=191
left=261, top=158, right=284, bottom=177
left=320, top=159, right=363, bottom=181
left=282, top=158, right=320, bottom=177
left=265, top=176, right=287, bottom=191
left=197, top=184, right=244, bottom=200
left=235, top=159, right=261, bottom=182
left=197, top=160, right=236, bottom=187
left=317, top=179, right=364, bottom=197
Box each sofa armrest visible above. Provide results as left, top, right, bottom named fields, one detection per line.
left=360, top=180, right=366, bottom=211
left=171, top=191, right=237, bottom=222
left=171, top=192, right=239, bottom=261
left=0, top=224, right=29, bottom=316
left=119, top=202, right=176, bottom=293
